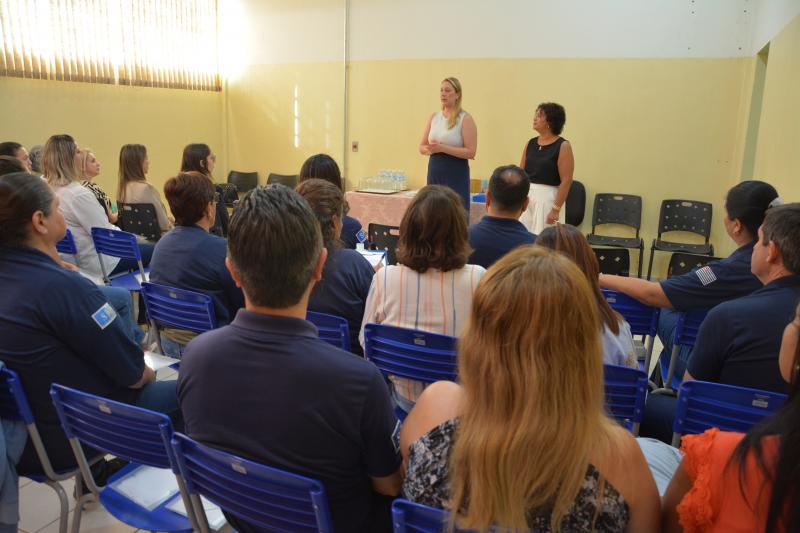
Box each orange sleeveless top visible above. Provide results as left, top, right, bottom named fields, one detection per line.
left=678, top=428, right=780, bottom=532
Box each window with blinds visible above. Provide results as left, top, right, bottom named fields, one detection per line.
left=0, top=0, right=220, bottom=91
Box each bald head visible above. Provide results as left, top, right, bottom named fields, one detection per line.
left=487, top=165, right=530, bottom=216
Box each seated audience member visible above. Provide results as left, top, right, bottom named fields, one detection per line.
left=661, top=301, right=800, bottom=533
left=0, top=172, right=179, bottom=474
left=468, top=164, right=535, bottom=268
left=297, top=179, right=374, bottom=355
left=177, top=185, right=402, bottom=533
left=117, top=143, right=172, bottom=234
left=600, top=181, right=779, bottom=378
left=536, top=224, right=637, bottom=368
left=148, top=171, right=244, bottom=357
left=0, top=141, right=32, bottom=172
left=28, top=144, right=43, bottom=175
left=0, top=155, right=26, bottom=176
left=399, top=246, right=659, bottom=532
left=642, top=203, right=800, bottom=443
left=78, top=148, right=117, bottom=223
left=180, top=143, right=229, bottom=237
left=359, top=185, right=486, bottom=410
left=44, top=134, right=154, bottom=278
left=299, top=153, right=363, bottom=248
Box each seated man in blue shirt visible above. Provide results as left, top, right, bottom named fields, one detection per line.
left=642, top=203, right=800, bottom=442
left=148, top=171, right=244, bottom=356
left=0, top=172, right=180, bottom=473
left=177, top=185, right=403, bottom=533
left=468, top=164, right=535, bottom=268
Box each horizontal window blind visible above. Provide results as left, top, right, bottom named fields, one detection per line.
left=0, top=0, right=220, bottom=91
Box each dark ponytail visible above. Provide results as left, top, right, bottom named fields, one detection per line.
left=0, top=172, right=53, bottom=247
left=725, top=180, right=779, bottom=239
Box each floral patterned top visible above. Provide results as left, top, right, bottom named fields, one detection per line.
left=403, top=418, right=630, bottom=532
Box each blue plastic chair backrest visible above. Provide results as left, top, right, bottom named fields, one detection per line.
left=171, top=432, right=333, bottom=532
left=306, top=311, right=350, bottom=351
left=0, top=368, right=35, bottom=424
left=673, top=381, right=787, bottom=438
left=601, top=289, right=660, bottom=337
left=90, top=227, right=142, bottom=261
left=673, top=308, right=709, bottom=348
left=141, top=282, right=218, bottom=334
left=471, top=193, right=486, bottom=203
left=392, top=499, right=454, bottom=532
left=55, top=229, right=78, bottom=255
left=603, top=364, right=647, bottom=430
left=363, top=324, right=458, bottom=383
left=49, top=383, right=176, bottom=470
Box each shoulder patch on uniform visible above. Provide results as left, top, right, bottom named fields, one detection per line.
left=91, top=302, right=118, bottom=330
left=695, top=265, right=717, bottom=286
left=356, top=229, right=367, bottom=243
left=391, top=420, right=401, bottom=453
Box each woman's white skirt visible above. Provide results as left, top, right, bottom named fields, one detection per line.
left=519, top=183, right=564, bottom=234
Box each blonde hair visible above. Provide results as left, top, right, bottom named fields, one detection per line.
left=442, top=77, right=463, bottom=130
left=448, top=246, right=617, bottom=532
left=42, top=134, right=79, bottom=187
left=76, top=148, right=94, bottom=180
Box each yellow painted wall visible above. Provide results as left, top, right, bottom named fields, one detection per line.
left=1, top=77, right=224, bottom=202
left=753, top=15, right=800, bottom=200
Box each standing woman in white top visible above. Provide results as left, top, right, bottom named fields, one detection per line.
left=419, top=77, right=477, bottom=213
left=519, top=102, right=574, bottom=233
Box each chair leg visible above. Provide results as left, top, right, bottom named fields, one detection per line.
left=44, top=480, right=69, bottom=533
left=664, top=344, right=681, bottom=392
left=637, top=243, right=644, bottom=278
left=70, top=472, right=89, bottom=533
left=646, top=245, right=656, bottom=280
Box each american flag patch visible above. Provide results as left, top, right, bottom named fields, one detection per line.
left=696, top=266, right=717, bottom=286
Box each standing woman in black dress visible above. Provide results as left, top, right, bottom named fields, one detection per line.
left=519, top=102, right=574, bottom=233
left=419, top=77, right=477, bottom=213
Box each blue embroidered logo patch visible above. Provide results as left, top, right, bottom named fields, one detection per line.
left=356, top=229, right=367, bottom=243
left=91, top=302, right=118, bottom=330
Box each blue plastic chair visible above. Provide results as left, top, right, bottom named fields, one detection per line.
left=601, top=289, right=661, bottom=377
left=364, top=324, right=458, bottom=384
left=49, top=384, right=196, bottom=532
left=171, top=432, right=334, bottom=533
left=604, top=364, right=648, bottom=436
left=671, top=381, right=787, bottom=447
left=55, top=229, right=77, bottom=255
left=0, top=368, right=99, bottom=533
left=306, top=310, right=351, bottom=351
left=90, top=227, right=148, bottom=291
left=658, top=308, right=710, bottom=392
left=392, top=499, right=454, bottom=532
left=141, top=282, right=218, bottom=355
left=471, top=193, right=486, bottom=203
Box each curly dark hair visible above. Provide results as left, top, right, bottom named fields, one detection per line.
left=538, top=102, right=566, bottom=135
left=396, top=185, right=471, bottom=273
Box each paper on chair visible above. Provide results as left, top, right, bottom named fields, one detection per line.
left=358, top=249, right=387, bottom=269
left=108, top=465, right=180, bottom=510
left=144, top=351, right=180, bottom=371
left=167, top=494, right=227, bottom=530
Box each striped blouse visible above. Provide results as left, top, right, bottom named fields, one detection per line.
left=359, top=263, right=486, bottom=403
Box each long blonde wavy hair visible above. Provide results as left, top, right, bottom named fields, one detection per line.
left=442, top=77, right=463, bottom=129
left=42, top=134, right=79, bottom=187
left=448, top=245, right=617, bottom=532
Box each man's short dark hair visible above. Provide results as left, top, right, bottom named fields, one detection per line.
left=227, top=185, right=322, bottom=308
left=761, top=203, right=800, bottom=274
left=164, top=171, right=216, bottom=226
left=488, top=165, right=530, bottom=213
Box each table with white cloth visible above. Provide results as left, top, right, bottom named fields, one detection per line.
left=345, top=190, right=486, bottom=228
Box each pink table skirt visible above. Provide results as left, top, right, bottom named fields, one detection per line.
left=345, top=190, right=486, bottom=228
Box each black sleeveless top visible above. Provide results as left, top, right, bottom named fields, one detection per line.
left=524, top=136, right=566, bottom=186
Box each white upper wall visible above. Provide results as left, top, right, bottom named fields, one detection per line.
left=227, top=0, right=799, bottom=64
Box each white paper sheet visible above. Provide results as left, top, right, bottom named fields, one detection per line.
left=166, top=494, right=227, bottom=530
left=358, top=249, right=387, bottom=269
left=144, top=351, right=180, bottom=371
left=108, top=465, right=180, bottom=511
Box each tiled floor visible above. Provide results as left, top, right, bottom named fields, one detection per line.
left=17, top=367, right=179, bottom=533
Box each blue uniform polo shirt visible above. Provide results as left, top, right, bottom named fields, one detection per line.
left=308, top=247, right=375, bottom=355
left=687, top=274, right=800, bottom=393
left=149, top=225, right=244, bottom=324
left=177, top=310, right=401, bottom=533
left=660, top=242, right=762, bottom=311
left=0, top=246, right=145, bottom=473
left=340, top=215, right=363, bottom=249
left=468, top=215, right=536, bottom=269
